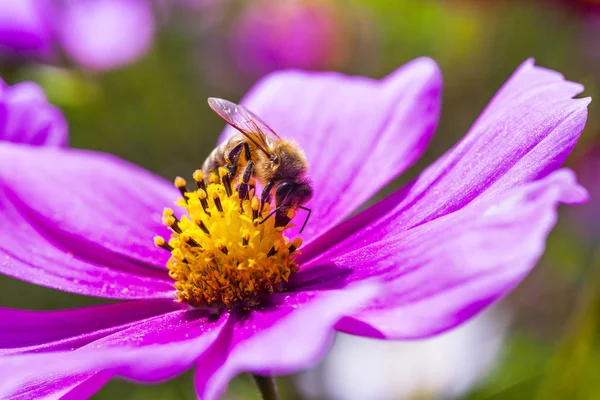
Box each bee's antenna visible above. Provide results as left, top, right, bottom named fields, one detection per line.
left=298, top=205, right=312, bottom=234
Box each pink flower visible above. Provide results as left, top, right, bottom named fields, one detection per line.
left=0, top=58, right=590, bottom=399
left=0, top=0, right=154, bottom=71
left=230, top=0, right=347, bottom=79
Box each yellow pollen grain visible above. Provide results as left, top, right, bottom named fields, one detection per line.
left=163, top=215, right=175, bottom=226
left=174, top=176, right=187, bottom=189
left=156, top=171, right=302, bottom=308
left=218, top=167, right=228, bottom=178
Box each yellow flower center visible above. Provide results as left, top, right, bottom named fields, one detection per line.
left=154, top=168, right=302, bottom=309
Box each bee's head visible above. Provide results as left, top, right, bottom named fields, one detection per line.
left=275, top=180, right=313, bottom=209
left=274, top=180, right=312, bottom=228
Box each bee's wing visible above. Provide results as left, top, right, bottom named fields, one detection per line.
left=207, top=97, right=280, bottom=157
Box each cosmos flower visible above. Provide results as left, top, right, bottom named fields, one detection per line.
left=0, top=57, right=590, bottom=399
left=0, top=0, right=154, bottom=71
left=229, top=0, right=348, bottom=80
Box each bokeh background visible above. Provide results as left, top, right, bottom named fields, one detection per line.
left=1, top=0, right=599, bottom=398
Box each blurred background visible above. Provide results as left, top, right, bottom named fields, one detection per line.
left=1, top=0, right=599, bottom=398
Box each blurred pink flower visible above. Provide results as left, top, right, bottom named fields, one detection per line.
left=230, top=0, right=347, bottom=79
left=0, top=0, right=155, bottom=71
left=56, top=0, right=155, bottom=71
left=0, top=0, right=53, bottom=59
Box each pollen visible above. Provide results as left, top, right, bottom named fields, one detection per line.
left=156, top=171, right=302, bottom=308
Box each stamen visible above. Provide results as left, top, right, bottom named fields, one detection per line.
left=212, top=192, right=224, bottom=212
left=288, top=238, right=302, bottom=253
left=160, top=168, right=303, bottom=309
left=251, top=197, right=260, bottom=221
left=197, top=189, right=212, bottom=216
left=154, top=236, right=174, bottom=252
left=218, top=167, right=232, bottom=196
left=195, top=218, right=211, bottom=235
left=174, top=177, right=189, bottom=202
left=193, top=169, right=206, bottom=191
left=184, top=236, right=202, bottom=248
left=163, top=215, right=182, bottom=234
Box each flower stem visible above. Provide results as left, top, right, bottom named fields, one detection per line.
left=252, top=374, right=279, bottom=400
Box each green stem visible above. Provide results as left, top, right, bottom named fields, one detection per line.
left=252, top=374, right=279, bottom=400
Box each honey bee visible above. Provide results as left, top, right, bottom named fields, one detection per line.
left=204, top=97, right=313, bottom=232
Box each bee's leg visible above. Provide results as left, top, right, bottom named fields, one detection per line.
left=238, top=161, right=254, bottom=209
left=298, top=205, right=312, bottom=234
left=226, top=141, right=251, bottom=179
left=259, top=181, right=274, bottom=214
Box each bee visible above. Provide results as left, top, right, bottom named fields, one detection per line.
left=204, top=97, right=313, bottom=232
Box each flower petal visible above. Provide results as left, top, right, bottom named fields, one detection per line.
left=302, top=60, right=589, bottom=260
left=296, top=169, right=586, bottom=339
left=0, top=309, right=229, bottom=399
left=7, top=372, right=112, bottom=400
left=0, top=299, right=181, bottom=355
left=57, top=0, right=154, bottom=71
left=194, top=283, right=379, bottom=400
left=218, top=57, right=442, bottom=242
left=0, top=144, right=178, bottom=298
left=0, top=79, right=68, bottom=146
left=0, top=0, right=53, bottom=58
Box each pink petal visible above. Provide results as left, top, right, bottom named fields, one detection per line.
left=195, top=284, right=378, bottom=400
left=218, top=57, right=442, bottom=244
left=57, top=0, right=154, bottom=71
left=0, top=0, right=53, bottom=58
left=0, top=144, right=178, bottom=298
left=0, top=79, right=68, bottom=146
left=8, top=373, right=111, bottom=400
left=302, top=59, right=590, bottom=260
left=0, top=309, right=229, bottom=398
left=0, top=299, right=181, bottom=355
left=300, top=170, right=586, bottom=338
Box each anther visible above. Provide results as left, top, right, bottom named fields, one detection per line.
left=251, top=197, right=260, bottom=221
left=197, top=189, right=211, bottom=216
left=168, top=237, right=181, bottom=248
left=288, top=238, right=303, bottom=253
left=195, top=218, right=210, bottom=235
left=241, top=230, right=250, bottom=246
left=193, top=169, right=206, bottom=189
left=212, top=192, right=224, bottom=212
left=163, top=215, right=183, bottom=234
left=219, top=245, right=229, bottom=255
left=154, top=236, right=174, bottom=252
left=267, top=246, right=277, bottom=257
left=209, top=174, right=220, bottom=184
left=184, top=236, right=202, bottom=248
left=218, top=167, right=233, bottom=197
left=174, top=177, right=189, bottom=202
